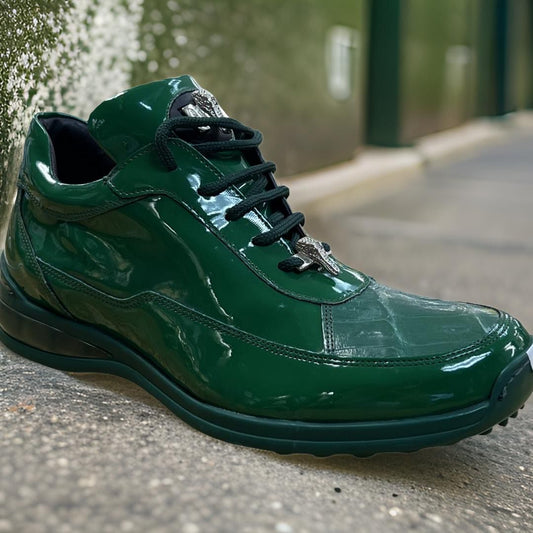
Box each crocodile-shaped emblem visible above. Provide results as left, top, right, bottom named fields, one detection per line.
left=294, top=236, right=340, bottom=276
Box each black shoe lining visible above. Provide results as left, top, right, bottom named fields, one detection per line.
left=39, top=116, right=115, bottom=184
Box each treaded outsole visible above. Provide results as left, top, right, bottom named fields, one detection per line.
left=478, top=404, right=525, bottom=436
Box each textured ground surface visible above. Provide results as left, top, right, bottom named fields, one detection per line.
left=1, top=133, right=533, bottom=533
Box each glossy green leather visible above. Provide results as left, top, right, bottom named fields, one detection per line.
left=5, top=76, right=531, bottom=422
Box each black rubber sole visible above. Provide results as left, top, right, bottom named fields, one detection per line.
left=1, top=262, right=532, bottom=456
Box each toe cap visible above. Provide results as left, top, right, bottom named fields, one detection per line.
left=328, top=282, right=501, bottom=360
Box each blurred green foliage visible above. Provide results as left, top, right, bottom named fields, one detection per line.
left=0, top=0, right=142, bottom=226
left=131, top=0, right=368, bottom=176
left=367, top=0, right=533, bottom=146
left=0, top=1, right=65, bottom=223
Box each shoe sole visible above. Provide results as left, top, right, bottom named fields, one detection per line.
left=1, top=261, right=532, bottom=457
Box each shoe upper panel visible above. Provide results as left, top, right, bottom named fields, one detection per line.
left=328, top=282, right=502, bottom=359
left=22, top=192, right=325, bottom=352
left=105, top=139, right=368, bottom=305
left=88, top=76, right=200, bottom=163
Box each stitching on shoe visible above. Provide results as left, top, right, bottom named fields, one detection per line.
left=322, top=305, right=336, bottom=354
left=19, top=177, right=129, bottom=222
left=15, top=193, right=71, bottom=316
left=39, top=260, right=509, bottom=368
left=107, top=145, right=154, bottom=175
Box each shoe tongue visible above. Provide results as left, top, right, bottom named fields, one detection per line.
left=88, top=75, right=228, bottom=163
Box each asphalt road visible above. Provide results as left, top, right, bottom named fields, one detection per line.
left=2, top=132, right=532, bottom=533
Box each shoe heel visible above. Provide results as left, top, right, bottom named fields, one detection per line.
left=0, top=263, right=111, bottom=366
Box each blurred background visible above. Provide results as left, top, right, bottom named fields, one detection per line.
left=1, top=0, right=532, bottom=226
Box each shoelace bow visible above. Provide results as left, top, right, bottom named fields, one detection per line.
left=154, top=115, right=330, bottom=272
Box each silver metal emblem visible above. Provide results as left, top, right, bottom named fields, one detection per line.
left=182, top=88, right=228, bottom=131
left=293, top=236, right=340, bottom=276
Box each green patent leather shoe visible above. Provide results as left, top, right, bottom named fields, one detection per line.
left=1, top=76, right=532, bottom=456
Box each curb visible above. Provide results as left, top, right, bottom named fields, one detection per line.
left=282, top=110, right=533, bottom=213
left=281, top=147, right=423, bottom=213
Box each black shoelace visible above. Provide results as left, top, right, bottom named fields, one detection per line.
left=154, top=115, right=329, bottom=272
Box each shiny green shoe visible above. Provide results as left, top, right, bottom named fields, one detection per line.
left=1, top=76, right=532, bottom=456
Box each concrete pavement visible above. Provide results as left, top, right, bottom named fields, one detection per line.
left=1, top=131, right=533, bottom=533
